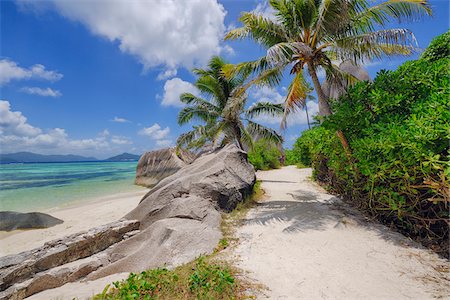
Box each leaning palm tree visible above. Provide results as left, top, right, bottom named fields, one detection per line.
left=225, top=0, right=431, bottom=153
left=177, top=56, right=284, bottom=151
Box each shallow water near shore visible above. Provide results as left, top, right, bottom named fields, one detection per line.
left=0, top=161, right=144, bottom=212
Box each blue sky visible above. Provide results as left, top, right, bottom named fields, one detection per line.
left=0, top=0, right=448, bottom=159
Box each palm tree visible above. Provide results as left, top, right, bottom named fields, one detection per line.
left=225, top=0, right=431, bottom=153
left=177, top=56, right=284, bottom=151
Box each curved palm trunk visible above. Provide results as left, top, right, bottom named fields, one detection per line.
left=304, top=103, right=311, bottom=129
left=307, top=62, right=352, bottom=158
left=233, top=125, right=244, bottom=150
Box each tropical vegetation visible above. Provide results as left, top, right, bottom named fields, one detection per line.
left=94, top=256, right=244, bottom=300
left=248, top=139, right=282, bottom=170
left=176, top=56, right=284, bottom=151
left=291, top=32, right=449, bottom=257
left=225, top=0, right=432, bottom=152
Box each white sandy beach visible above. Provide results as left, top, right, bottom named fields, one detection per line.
left=231, top=166, right=450, bottom=299
left=0, top=190, right=147, bottom=257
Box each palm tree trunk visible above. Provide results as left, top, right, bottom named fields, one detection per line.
left=304, top=103, right=311, bottom=129
left=307, top=62, right=332, bottom=117
left=307, top=62, right=352, bottom=158
left=233, top=125, right=244, bottom=150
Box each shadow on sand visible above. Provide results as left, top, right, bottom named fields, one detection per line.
left=245, top=188, right=426, bottom=251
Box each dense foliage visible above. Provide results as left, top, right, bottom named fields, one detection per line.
left=177, top=56, right=283, bottom=151
left=248, top=140, right=282, bottom=170
left=94, top=257, right=242, bottom=300
left=292, top=32, right=450, bottom=256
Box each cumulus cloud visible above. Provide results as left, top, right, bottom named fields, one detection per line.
left=138, top=123, right=170, bottom=140
left=20, top=87, right=62, bottom=97
left=249, top=87, right=319, bottom=126
left=253, top=1, right=277, bottom=21
left=0, top=100, right=135, bottom=156
left=160, top=77, right=199, bottom=108
left=0, top=100, right=42, bottom=137
left=19, top=0, right=227, bottom=72
left=0, top=59, right=63, bottom=86
left=111, top=136, right=132, bottom=145
left=111, top=116, right=130, bottom=123
left=157, top=69, right=177, bottom=81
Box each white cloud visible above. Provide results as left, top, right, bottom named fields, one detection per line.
left=251, top=86, right=284, bottom=104
left=0, top=100, right=42, bottom=137
left=249, top=87, right=319, bottom=126
left=0, top=59, right=63, bottom=86
left=0, top=100, right=132, bottom=156
left=19, top=0, right=227, bottom=72
left=157, top=69, right=177, bottom=81
left=221, top=44, right=235, bottom=56
left=111, top=136, right=132, bottom=145
left=160, top=77, right=199, bottom=108
left=253, top=1, right=277, bottom=21
left=20, top=87, right=62, bottom=97
left=156, top=139, right=173, bottom=147
left=138, top=123, right=170, bottom=140
left=111, top=116, right=130, bottom=123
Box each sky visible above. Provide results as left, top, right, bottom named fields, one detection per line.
left=0, top=0, right=448, bottom=159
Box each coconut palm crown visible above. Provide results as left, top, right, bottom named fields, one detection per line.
left=225, top=0, right=432, bottom=119
left=177, top=56, right=284, bottom=151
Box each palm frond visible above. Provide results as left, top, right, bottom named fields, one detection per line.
left=266, top=42, right=312, bottom=66
left=247, top=120, right=283, bottom=145
left=177, top=106, right=217, bottom=125
left=358, top=0, right=432, bottom=27
left=333, top=28, right=418, bottom=61
left=179, top=93, right=219, bottom=112
left=225, top=12, right=286, bottom=48
left=240, top=127, right=255, bottom=150
left=282, top=71, right=310, bottom=129
left=246, top=101, right=284, bottom=119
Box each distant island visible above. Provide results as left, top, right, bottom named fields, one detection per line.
left=104, top=153, right=140, bottom=162
left=0, top=152, right=141, bottom=164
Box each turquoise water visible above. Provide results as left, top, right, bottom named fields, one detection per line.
left=0, top=161, right=145, bottom=212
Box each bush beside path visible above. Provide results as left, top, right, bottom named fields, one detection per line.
left=229, top=166, right=449, bottom=299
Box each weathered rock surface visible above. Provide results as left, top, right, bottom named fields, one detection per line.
left=89, top=144, right=255, bottom=279
left=0, top=211, right=63, bottom=231
left=135, top=147, right=196, bottom=187
left=0, top=144, right=255, bottom=299
left=0, top=219, right=139, bottom=299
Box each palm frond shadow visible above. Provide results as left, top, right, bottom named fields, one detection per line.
left=246, top=189, right=341, bottom=233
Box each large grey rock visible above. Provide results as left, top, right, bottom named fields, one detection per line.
left=135, top=147, right=196, bottom=187
left=88, top=144, right=255, bottom=279
left=0, top=255, right=105, bottom=300
left=0, top=144, right=255, bottom=299
left=0, top=211, right=63, bottom=231
left=0, top=219, right=139, bottom=293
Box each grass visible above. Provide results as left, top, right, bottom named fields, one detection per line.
left=92, top=181, right=264, bottom=300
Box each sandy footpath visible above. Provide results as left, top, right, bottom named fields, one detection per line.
left=0, top=190, right=147, bottom=257
left=232, top=166, right=449, bottom=299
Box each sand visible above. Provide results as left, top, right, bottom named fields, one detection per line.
left=0, top=190, right=147, bottom=257
left=231, top=166, right=449, bottom=299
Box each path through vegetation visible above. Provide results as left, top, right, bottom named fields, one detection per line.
left=231, top=166, right=449, bottom=299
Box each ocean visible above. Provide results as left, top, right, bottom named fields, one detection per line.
left=0, top=161, right=145, bottom=212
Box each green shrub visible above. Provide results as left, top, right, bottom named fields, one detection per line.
left=247, top=140, right=281, bottom=170
left=421, top=30, right=450, bottom=62
left=93, top=256, right=241, bottom=300
left=293, top=32, right=450, bottom=257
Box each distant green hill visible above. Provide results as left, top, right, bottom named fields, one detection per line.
left=0, top=152, right=98, bottom=163
left=105, top=153, right=140, bottom=162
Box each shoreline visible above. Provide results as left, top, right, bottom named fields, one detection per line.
left=0, top=189, right=148, bottom=257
